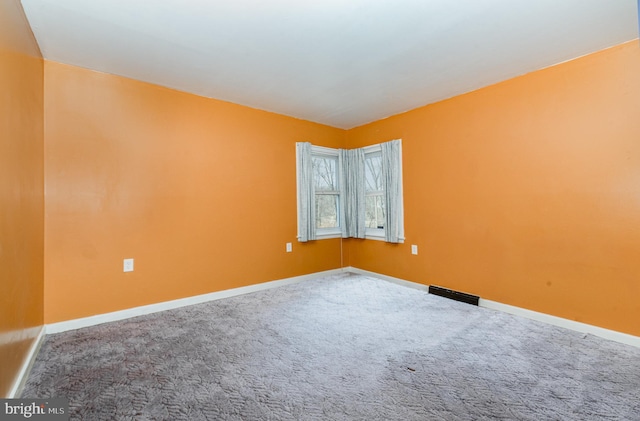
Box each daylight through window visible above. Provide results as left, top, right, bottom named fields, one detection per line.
left=364, top=151, right=385, bottom=233
left=312, top=153, right=340, bottom=230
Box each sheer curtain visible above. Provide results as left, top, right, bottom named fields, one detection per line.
left=341, top=148, right=366, bottom=238
left=381, top=139, right=404, bottom=243
left=296, top=142, right=316, bottom=242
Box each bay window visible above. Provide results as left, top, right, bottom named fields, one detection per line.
left=296, top=139, right=403, bottom=243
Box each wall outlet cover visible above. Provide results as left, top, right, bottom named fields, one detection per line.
left=123, top=258, right=134, bottom=272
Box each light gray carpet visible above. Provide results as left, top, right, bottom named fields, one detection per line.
left=23, top=273, right=640, bottom=420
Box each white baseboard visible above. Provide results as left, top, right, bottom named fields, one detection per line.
left=345, top=267, right=429, bottom=292
left=7, top=326, right=45, bottom=398
left=46, top=268, right=346, bottom=334
left=346, top=267, right=640, bottom=348
left=479, top=299, right=640, bottom=348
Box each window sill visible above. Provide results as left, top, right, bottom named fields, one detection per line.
left=316, top=228, right=342, bottom=240
left=365, top=228, right=384, bottom=241
left=297, top=230, right=405, bottom=243
left=365, top=230, right=405, bottom=243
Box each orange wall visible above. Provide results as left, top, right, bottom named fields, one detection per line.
left=33, top=23, right=640, bottom=339
left=346, top=41, right=640, bottom=336
left=0, top=0, right=45, bottom=397
left=44, top=61, right=345, bottom=323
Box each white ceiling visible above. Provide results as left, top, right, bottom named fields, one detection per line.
left=21, top=0, right=639, bottom=129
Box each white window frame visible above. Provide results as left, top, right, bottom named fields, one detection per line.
left=311, top=145, right=342, bottom=239
left=363, top=144, right=385, bottom=241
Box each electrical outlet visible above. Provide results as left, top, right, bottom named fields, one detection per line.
left=123, top=258, right=134, bottom=272
left=411, top=245, right=418, bottom=255
left=286, top=242, right=292, bottom=253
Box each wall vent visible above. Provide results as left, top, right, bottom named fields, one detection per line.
left=428, top=285, right=479, bottom=306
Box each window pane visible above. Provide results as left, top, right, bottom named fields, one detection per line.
left=365, top=154, right=383, bottom=192
left=316, top=194, right=339, bottom=228
left=313, top=156, right=338, bottom=191
left=365, top=194, right=385, bottom=229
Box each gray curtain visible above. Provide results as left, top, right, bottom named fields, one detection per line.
left=296, top=142, right=316, bottom=242
left=338, top=150, right=347, bottom=238
left=381, top=139, right=404, bottom=243
left=341, top=148, right=366, bottom=238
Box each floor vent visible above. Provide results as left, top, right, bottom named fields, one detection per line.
left=428, top=285, right=479, bottom=306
